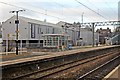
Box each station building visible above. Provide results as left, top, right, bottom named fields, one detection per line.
left=2, top=16, right=99, bottom=49
left=0, top=22, right=2, bottom=37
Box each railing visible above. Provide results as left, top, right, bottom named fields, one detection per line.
left=1, top=43, right=43, bottom=52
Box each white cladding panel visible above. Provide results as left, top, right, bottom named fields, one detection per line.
left=2, top=16, right=28, bottom=40
left=2, top=16, right=99, bottom=46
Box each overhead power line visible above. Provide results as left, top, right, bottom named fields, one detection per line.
left=54, top=2, right=91, bottom=22
left=104, top=0, right=117, bottom=15
left=75, top=0, right=108, bottom=20
left=0, top=1, right=63, bottom=20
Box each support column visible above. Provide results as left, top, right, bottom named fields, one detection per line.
left=57, top=36, right=60, bottom=51
left=43, top=37, right=45, bottom=47
left=46, top=36, right=48, bottom=47
left=26, top=40, right=29, bottom=53
left=52, top=37, right=53, bottom=47
left=92, top=23, right=95, bottom=47
left=6, top=40, right=8, bottom=53
left=58, top=37, right=59, bottom=48
left=38, top=40, right=40, bottom=47
left=26, top=40, right=29, bottom=48
left=20, top=40, right=22, bottom=51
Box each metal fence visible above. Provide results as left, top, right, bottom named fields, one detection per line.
left=1, top=43, right=43, bottom=52
left=1, top=42, right=73, bottom=52
left=0, top=42, right=95, bottom=53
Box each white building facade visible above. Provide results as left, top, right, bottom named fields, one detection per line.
left=0, top=23, right=2, bottom=37
left=2, top=16, right=99, bottom=48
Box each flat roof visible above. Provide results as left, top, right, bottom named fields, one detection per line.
left=42, top=34, right=70, bottom=36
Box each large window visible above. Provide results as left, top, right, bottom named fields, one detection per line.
left=48, top=28, right=49, bottom=34
left=52, top=28, right=55, bottom=34
left=38, top=27, right=41, bottom=34
left=30, top=24, right=35, bottom=38
left=43, top=34, right=69, bottom=48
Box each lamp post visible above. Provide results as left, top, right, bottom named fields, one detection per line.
left=77, top=22, right=81, bottom=47
left=81, top=12, right=84, bottom=27
left=92, top=23, right=95, bottom=47
left=10, top=10, right=25, bottom=55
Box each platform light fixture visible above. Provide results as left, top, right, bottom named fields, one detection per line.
left=9, top=10, right=25, bottom=55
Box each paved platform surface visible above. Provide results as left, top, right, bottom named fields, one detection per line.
left=0, top=45, right=119, bottom=67
left=104, top=64, right=120, bottom=79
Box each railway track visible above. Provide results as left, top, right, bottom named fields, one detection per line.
left=46, top=51, right=120, bottom=79
left=77, top=55, right=120, bottom=80
left=11, top=50, right=119, bottom=80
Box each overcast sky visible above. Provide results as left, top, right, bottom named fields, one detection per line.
left=0, top=0, right=119, bottom=30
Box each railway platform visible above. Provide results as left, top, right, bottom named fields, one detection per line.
left=104, top=64, right=120, bottom=79
left=0, top=45, right=119, bottom=67
left=1, top=45, right=120, bottom=79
